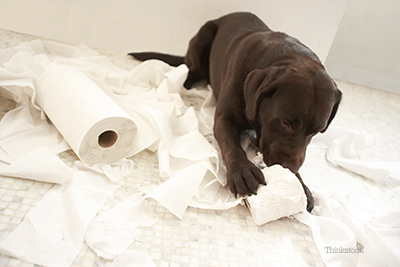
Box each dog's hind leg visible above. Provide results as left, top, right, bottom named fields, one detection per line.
left=183, top=21, right=218, bottom=89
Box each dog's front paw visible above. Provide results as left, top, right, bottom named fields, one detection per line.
left=227, top=161, right=266, bottom=198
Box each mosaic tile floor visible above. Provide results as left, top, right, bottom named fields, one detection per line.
left=1, top=28, right=399, bottom=267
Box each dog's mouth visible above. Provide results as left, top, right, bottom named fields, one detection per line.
left=262, top=153, right=301, bottom=174
left=250, top=133, right=302, bottom=173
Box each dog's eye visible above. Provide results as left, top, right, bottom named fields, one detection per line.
left=281, top=119, right=292, bottom=130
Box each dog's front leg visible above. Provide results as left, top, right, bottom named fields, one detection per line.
left=214, top=115, right=266, bottom=198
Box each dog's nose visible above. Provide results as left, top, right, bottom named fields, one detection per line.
left=281, top=161, right=300, bottom=173
left=281, top=154, right=305, bottom=173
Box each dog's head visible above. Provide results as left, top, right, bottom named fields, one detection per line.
left=244, top=63, right=342, bottom=173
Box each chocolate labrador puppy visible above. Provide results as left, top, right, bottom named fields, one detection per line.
left=130, top=12, right=342, bottom=212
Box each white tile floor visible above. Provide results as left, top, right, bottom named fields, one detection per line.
left=0, top=28, right=399, bottom=267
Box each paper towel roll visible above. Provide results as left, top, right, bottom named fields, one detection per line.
left=35, top=64, right=138, bottom=164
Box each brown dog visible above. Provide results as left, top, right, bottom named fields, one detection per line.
left=130, top=12, right=342, bottom=212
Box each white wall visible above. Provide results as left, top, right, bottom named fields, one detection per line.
left=0, top=0, right=348, bottom=63
left=3, top=0, right=399, bottom=95
left=325, top=0, right=400, bottom=95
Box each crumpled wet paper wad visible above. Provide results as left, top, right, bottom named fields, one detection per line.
left=246, top=165, right=307, bottom=226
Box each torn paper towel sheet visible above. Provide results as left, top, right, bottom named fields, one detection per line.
left=0, top=102, right=71, bottom=184
left=294, top=191, right=400, bottom=267
left=0, top=147, right=72, bottom=183
left=85, top=192, right=161, bottom=260
left=357, top=211, right=400, bottom=267
left=0, top=105, right=70, bottom=159
left=295, top=212, right=358, bottom=265
left=326, top=130, right=400, bottom=181
left=145, top=107, right=218, bottom=178
left=312, top=126, right=400, bottom=181
left=246, top=165, right=307, bottom=226
left=0, top=161, right=128, bottom=267
left=146, top=162, right=213, bottom=219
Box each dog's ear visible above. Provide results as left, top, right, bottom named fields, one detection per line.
left=244, top=66, right=288, bottom=120
left=321, top=87, right=342, bottom=133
